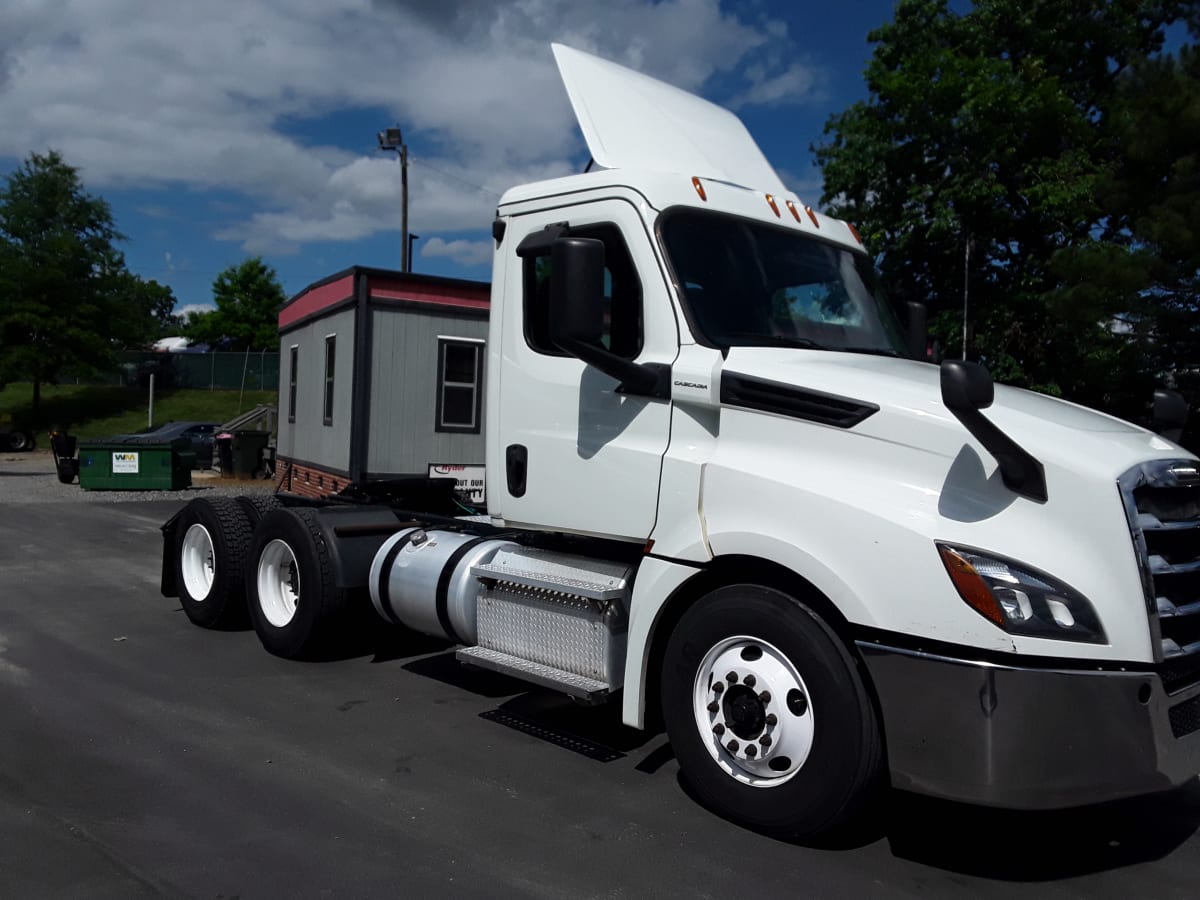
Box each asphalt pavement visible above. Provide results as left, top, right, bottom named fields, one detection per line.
left=2, top=465, right=1200, bottom=898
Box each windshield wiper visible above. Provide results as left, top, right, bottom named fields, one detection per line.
left=724, top=332, right=829, bottom=351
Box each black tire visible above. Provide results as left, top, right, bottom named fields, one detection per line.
left=661, top=585, right=883, bottom=840
left=173, top=498, right=254, bottom=629
left=7, top=430, right=31, bottom=452
left=236, top=493, right=283, bottom=527
left=246, top=508, right=347, bottom=659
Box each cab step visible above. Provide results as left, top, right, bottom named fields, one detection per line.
left=456, top=646, right=611, bottom=703
left=471, top=561, right=626, bottom=601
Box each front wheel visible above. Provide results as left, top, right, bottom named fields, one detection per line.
left=661, top=585, right=882, bottom=839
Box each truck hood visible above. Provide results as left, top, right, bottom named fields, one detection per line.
left=720, top=347, right=1189, bottom=480
left=552, top=43, right=787, bottom=196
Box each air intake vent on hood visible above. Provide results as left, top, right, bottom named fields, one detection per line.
left=720, top=372, right=878, bottom=429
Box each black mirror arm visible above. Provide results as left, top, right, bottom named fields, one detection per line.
left=556, top=337, right=671, bottom=399
left=949, top=406, right=1048, bottom=502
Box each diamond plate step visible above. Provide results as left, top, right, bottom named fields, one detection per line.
left=471, top=563, right=625, bottom=601
left=456, top=646, right=611, bottom=702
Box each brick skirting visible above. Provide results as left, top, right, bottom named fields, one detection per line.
left=275, top=459, right=350, bottom=499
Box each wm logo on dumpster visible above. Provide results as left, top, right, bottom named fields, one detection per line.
left=112, top=452, right=140, bottom=474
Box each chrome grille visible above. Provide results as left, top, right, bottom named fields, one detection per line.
left=1120, top=459, right=1200, bottom=696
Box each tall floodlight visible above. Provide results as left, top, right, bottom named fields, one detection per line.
left=377, top=126, right=410, bottom=273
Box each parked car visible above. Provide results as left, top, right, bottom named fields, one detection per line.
left=119, top=421, right=219, bottom=469
left=0, top=412, right=34, bottom=452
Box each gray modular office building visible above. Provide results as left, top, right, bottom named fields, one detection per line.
left=275, top=267, right=489, bottom=501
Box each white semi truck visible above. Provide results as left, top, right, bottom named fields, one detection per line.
left=161, top=44, right=1200, bottom=838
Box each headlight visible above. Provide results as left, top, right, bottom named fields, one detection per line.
left=936, top=543, right=1107, bottom=644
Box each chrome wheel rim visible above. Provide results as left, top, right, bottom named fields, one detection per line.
left=692, top=635, right=814, bottom=787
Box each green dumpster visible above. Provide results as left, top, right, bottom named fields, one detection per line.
left=228, top=430, right=271, bottom=478
left=78, top=436, right=193, bottom=491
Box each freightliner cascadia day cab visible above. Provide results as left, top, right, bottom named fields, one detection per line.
left=161, top=44, right=1200, bottom=838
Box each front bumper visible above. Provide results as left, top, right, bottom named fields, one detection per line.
left=858, top=641, right=1200, bottom=809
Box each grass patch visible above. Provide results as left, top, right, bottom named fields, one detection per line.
left=0, top=383, right=276, bottom=439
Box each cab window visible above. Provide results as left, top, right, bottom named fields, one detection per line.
left=522, top=224, right=643, bottom=359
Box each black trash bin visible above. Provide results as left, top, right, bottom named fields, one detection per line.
left=49, top=430, right=79, bottom=485
left=230, top=430, right=271, bottom=478
left=215, top=432, right=234, bottom=478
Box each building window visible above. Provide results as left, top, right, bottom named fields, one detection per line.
left=323, top=335, right=335, bottom=426
left=436, top=338, right=483, bottom=433
left=288, top=345, right=298, bottom=423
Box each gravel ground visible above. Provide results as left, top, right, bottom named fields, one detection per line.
left=0, top=448, right=278, bottom=504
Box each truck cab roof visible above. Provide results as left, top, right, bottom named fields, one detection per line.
left=497, top=167, right=863, bottom=256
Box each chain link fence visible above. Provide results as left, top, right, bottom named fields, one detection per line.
left=75, top=351, right=281, bottom=391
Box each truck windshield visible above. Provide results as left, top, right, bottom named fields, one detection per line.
left=660, top=209, right=908, bottom=356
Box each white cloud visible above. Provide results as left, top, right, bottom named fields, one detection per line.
left=0, top=0, right=812, bottom=253
left=776, top=166, right=825, bottom=204
left=420, top=237, right=494, bottom=267
left=730, top=62, right=821, bottom=109
left=175, top=303, right=214, bottom=321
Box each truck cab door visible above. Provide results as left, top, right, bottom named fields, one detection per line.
left=491, top=197, right=677, bottom=541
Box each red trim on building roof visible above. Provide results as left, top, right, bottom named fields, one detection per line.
left=278, top=274, right=355, bottom=329
left=368, top=275, right=490, bottom=309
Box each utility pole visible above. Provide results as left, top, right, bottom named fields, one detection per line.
left=377, top=126, right=410, bottom=272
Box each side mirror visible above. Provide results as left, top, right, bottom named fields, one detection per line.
left=906, top=301, right=927, bottom=361
left=939, top=359, right=1046, bottom=502
left=547, top=237, right=668, bottom=398
left=940, top=359, right=994, bottom=412
left=1153, top=389, right=1188, bottom=442
left=549, top=237, right=606, bottom=350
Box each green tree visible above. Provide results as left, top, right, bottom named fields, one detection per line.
left=0, top=150, right=174, bottom=412
left=814, top=0, right=1185, bottom=415
left=1094, top=37, right=1200, bottom=408
left=186, top=257, right=285, bottom=351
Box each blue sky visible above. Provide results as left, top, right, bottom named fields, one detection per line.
left=0, top=0, right=907, bottom=317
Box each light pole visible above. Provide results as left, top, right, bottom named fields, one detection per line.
left=408, top=233, right=420, bottom=270
left=377, top=125, right=410, bottom=273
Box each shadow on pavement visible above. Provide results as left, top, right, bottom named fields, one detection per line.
left=671, top=770, right=1200, bottom=878
left=234, top=604, right=1200, bottom=880
left=880, top=780, right=1200, bottom=880
left=481, top=690, right=661, bottom=757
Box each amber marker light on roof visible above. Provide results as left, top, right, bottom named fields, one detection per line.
left=765, top=193, right=780, bottom=217
left=805, top=205, right=820, bottom=228
left=691, top=177, right=707, bottom=201
left=847, top=222, right=863, bottom=244
left=785, top=200, right=802, bottom=223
